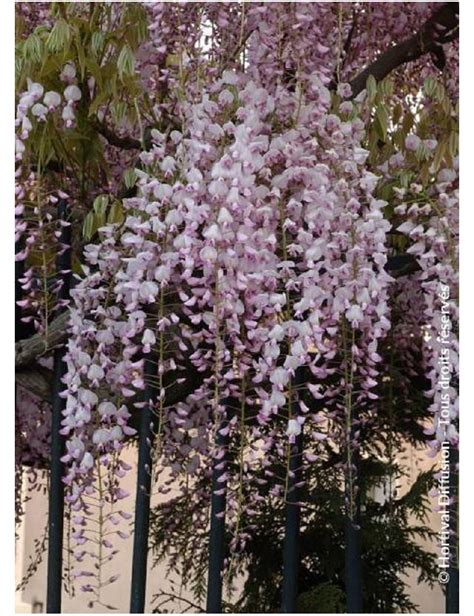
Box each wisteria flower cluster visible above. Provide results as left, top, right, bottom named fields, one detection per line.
left=14, top=2, right=459, bottom=607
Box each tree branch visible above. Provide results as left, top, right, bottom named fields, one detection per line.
left=16, top=366, right=53, bottom=401
left=14, top=252, right=420, bottom=374
left=348, top=2, right=459, bottom=98
left=15, top=309, right=206, bottom=411
left=93, top=120, right=142, bottom=150
left=384, top=254, right=421, bottom=277
left=15, top=311, right=70, bottom=369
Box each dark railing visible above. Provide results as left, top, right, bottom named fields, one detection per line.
left=206, top=402, right=232, bottom=613
left=345, top=410, right=363, bottom=614
left=34, top=246, right=458, bottom=614
left=281, top=367, right=304, bottom=613
left=46, top=200, right=72, bottom=613
left=130, top=357, right=159, bottom=613
left=446, top=444, right=459, bottom=614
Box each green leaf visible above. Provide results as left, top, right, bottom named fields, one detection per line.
left=83, top=195, right=110, bottom=240
left=399, top=170, right=413, bottom=189
left=108, top=201, right=125, bottom=225
left=415, top=143, right=429, bottom=162
left=46, top=19, right=71, bottom=53
left=23, top=33, right=44, bottom=63
left=93, top=194, right=109, bottom=217
left=366, top=74, right=377, bottom=103
left=123, top=168, right=137, bottom=189
left=402, top=112, right=414, bottom=135
left=423, top=77, right=437, bottom=97
left=117, top=44, right=135, bottom=81
left=33, top=24, right=50, bottom=37
left=123, top=4, right=149, bottom=45
left=375, top=104, right=389, bottom=142
left=448, top=131, right=458, bottom=159
left=15, top=51, right=24, bottom=77
left=111, top=101, right=128, bottom=125
left=432, top=141, right=447, bottom=173
left=74, top=34, right=87, bottom=79
left=435, top=82, right=446, bottom=105
left=392, top=128, right=405, bottom=150
left=91, top=31, right=106, bottom=58
left=442, top=95, right=452, bottom=116
left=297, top=583, right=345, bottom=614
left=82, top=211, right=95, bottom=241
left=392, top=103, right=403, bottom=126
left=380, top=78, right=394, bottom=98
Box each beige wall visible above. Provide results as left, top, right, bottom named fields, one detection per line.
left=398, top=443, right=444, bottom=614
left=15, top=446, right=198, bottom=613
left=16, top=443, right=444, bottom=613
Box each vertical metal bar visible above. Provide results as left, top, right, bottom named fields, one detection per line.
left=281, top=432, right=303, bottom=612
left=46, top=347, right=68, bottom=613
left=345, top=510, right=362, bottom=613
left=206, top=401, right=231, bottom=614
left=130, top=358, right=158, bottom=613
left=281, top=367, right=305, bottom=613
left=446, top=444, right=459, bottom=613
left=345, top=417, right=363, bottom=614
left=47, top=200, right=72, bottom=613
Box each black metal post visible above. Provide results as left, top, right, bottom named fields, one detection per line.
left=446, top=444, right=459, bottom=613
left=345, top=418, right=363, bottom=614
left=345, top=510, right=362, bottom=613
left=46, top=200, right=72, bottom=613
left=206, top=402, right=232, bottom=614
left=281, top=367, right=305, bottom=613
left=130, top=358, right=158, bottom=612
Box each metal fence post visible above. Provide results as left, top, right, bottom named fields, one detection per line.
left=446, top=444, right=459, bottom=613
left=206, top=401, right=232, bottom=614
left=130, top=357, right=158, bottom=613
left=281, top=367, right=305, bottom=613
left=345, top=508, right=362, bottom=613
left=46, top=199, right=72, bottom=613
left=345, top=414, right=362, bottom=614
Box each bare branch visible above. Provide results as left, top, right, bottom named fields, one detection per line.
left=348, top=2, right=459, bottom=98
left=16, top=367, right=53, bottom=401
left=14, top=309, right=205, bottom=409
left=93, top=120, right=142, bottom=150
left=15, top=312, right=69, bottom=369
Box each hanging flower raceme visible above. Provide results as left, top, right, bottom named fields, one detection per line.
left=58, top=65, right=398, bottom=584
left=14, top=2, right=459, bottom=604
left=393, top=164, right=459, bottom=453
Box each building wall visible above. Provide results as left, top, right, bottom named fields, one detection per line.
left=397, top=443, right=445, bottom=614
left=16, top=442, right=444, bottom=613
left=16, top=446, right=197, bottom=614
